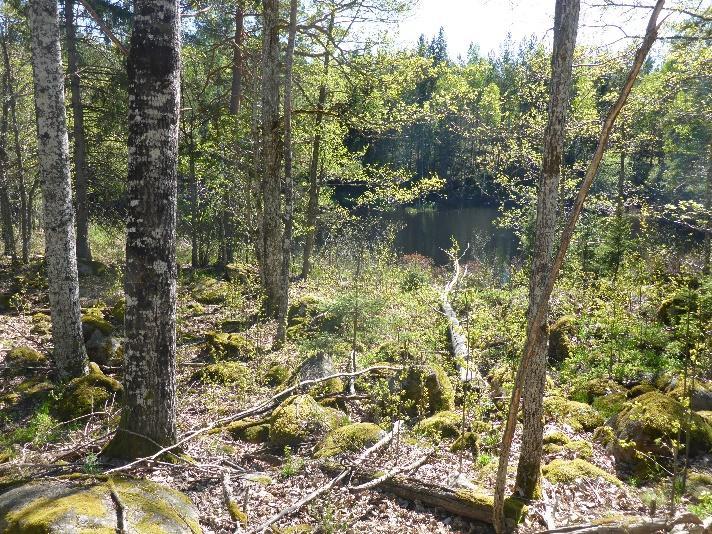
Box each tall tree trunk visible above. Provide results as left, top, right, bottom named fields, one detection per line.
left=301, top=11, right=334, bottom=280
left=28, top=0, right=88, bottom=380
left=493, top=2, right=664, bottom=531
left=259, top=0, right=284, bottom=318
left=276, top=0, right=297, bottom=342
left=1, top=32, right=30, bottom=264
left=513, top=0, right=580, bottom=503
left=250, top=55, right=261, bottom=267
left=0, top=71, right=16, bottom=261
left=219, top=0, right=245, bottom=267
left=704, top=139, right=711, bottom=274
left=102, top=0, right=181, bottom=460
left=189, top=134, right=199, bottom=268
left=613, top=147, right=626, bottom=275
left=65, top=0, right=92, bottom=262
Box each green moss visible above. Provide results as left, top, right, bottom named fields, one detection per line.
left=543, top=459, right=621, bottom=486
left=29, top=314, right=51, bottom=336
left=548, top=315, right=575, bottom=364
left=264, top=364, right=291, bottom=387
left=224, top=262, right=254, bottom=285
left=5, top=347, right=47, bottom=375
left=566, top=440, right=594, bottom=459
left=571, top=378, right=626, bottom=404
left=611, top=392, right=712, bottom=471
left=225, top=420, right=270, bottom=443
left=543, top=431, right=570, bottom=445
left=413, top=411, right=461, bottom=440
left=668, top=380, right=712, bottom=411
left=628, top=383, right=656, bottom=398
left=453, top=490, right=527, bottom=523
left=544, top=396, right=604, bottom=432
left=686, top=470, right=712, bottom=500
left=698, top=411, right=712, bottom=424
left=81, top=313, right=113, bottom=338
left=592, top=392, right=628, bottom=419
left=193, top=278, right=230, bottom=304
left=400, top=364, right=455, bottom=416
left=108, top=297, right=126, bottom=324
left=315, top=423, right=385, bottom=458
left=206, top=331, right=258, bottom=361
left=309, top=377, right=344, bottom=398
left=269, top=395, right=349, bottom=449
left=592, top=425, right=616, bottom=447
left=451, top=431, right=480, bottom=457
left=190, top=362, right=249, bottom=387
left=54, top=363, right=122, bottom=421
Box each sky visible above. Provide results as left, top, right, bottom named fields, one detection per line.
left=395, top=0, right=665, bottom=60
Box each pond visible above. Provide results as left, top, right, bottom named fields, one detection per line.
left=390, top=205, right=518, bottom=266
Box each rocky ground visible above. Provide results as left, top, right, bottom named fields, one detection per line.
left=0, top=256, right=711, bottom=533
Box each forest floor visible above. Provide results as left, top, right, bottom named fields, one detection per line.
left=0, top=249, right=711, bottom=533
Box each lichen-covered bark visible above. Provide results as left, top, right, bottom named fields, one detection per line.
left=103, top=0, right=180, bottom=459
left=65, top=0, right=92, bottom=262
left=28, top=0, right=88, bottom=380
left=259, top=0, right=284, bottom=318
left=515, top=0, right=579, bottom=499
left=275, top=0, right=298, bottom=342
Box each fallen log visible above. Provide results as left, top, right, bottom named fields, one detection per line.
left=321, top=464, right=526, bottom=528
left=440, top=249, right=485, bottom=387
left=537, top=511, right=703, bottom=534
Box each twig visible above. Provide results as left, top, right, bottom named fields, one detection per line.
left=349, top=450, right=432, bottom=491
left=247, top=421, right=402, bottom=534
left=104, top=365, right=401, bottom=474
left=108, top=480, right=126, bottom=534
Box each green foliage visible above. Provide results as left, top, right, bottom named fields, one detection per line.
left=280, top=446, right=304, bottom=478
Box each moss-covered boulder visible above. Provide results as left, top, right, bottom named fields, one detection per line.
left=548, top=315, right=576, bottom=364
left=451, top=432, right=480, bottom=458
left=86, top=333, right=123, bottom=366
left=315, top=423, right=385, bottom=458
left=81, top=312, right=113, bottom=341
left=205, top=331, right=258, bottom=361
left=543, top=431, right=570, bottom=446
left=224, top=262, right=254, bottom=285
left=264, top=363, right=291, bottom=387
left=4, top=347, right=48, bottom=376
left=488, top=364, right=515, bottom=400
left=686, top=470, right=712, bottom=500
left=413, top=411, right=461, bottom=440
left=190, top=362, right=249, bottom=387
left=269, top=395, right=349, bottom=449
left=54, top=363, right=123, bottom=421
left=592, top=392, right=628, bottom=418
left=544, top=396, right=604, bottom=432
left=398, top=364, right=455, bottom=416
left=610, top=392, right=712, bottom=474
left=668, top=380, right=712, bottom=411
left=571, top=378, right=626, bottom=405
left=77, top=259, right=108, bottom=277
left=193, top=278, right=231, bottom=304
left=543, top=459, right=621, bottom=486
left=225, top=420, right=270, bottom=444
left=628, top=383, right=656, bottom=398
left=0, top=477, right=201, bottom=533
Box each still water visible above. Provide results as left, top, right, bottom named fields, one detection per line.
left=390, top=205, right=518, bottom=266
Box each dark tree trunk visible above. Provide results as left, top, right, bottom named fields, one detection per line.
left=301, top=11, right=334, bottom=280
left=1, top=33, right=30, bottom=264
left=102, top=0, right=181, bottom=460
left=704, top=139, right=711, bottom=274
left=0, top=72, right=16, bottom=261
left=28, top=0, right=89, bottom=380
left=259, top=0, right=284, bottom=318
left=230, top=2, right=244, bottom=116
left=65, top=0, right=92, bottom=262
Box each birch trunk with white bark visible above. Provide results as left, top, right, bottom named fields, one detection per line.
left=28, top=0, right=88, bottom=380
